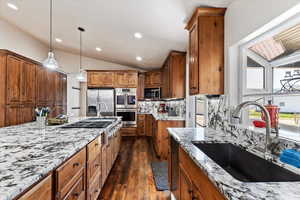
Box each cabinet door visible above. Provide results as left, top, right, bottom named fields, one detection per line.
left=114, top=72, right=127, bottom=87
left=192, top=185, right=205, bottom=200
left=62, top=74, right=67, bottom=107
left=189, top=22, right=199, bottom=95
left=150, top=71, right=161, bottom=86
left=20, top=105, right=35, bottom=124
left=145, top=73, right=151, bottom=87
left=55, top=73, right=64, bottom=106
left=18, top=174, right=52, bottom=200
left=162, top=62, right=170, bottom=98
left=137, top=114, right=145, bottom=136
left=5, top=105, right=19, bottom=126
left=6, top=55, right=21, bottom=104
left=127, top=72, right=138, bottom=88
left=20, top=62, right=36, bottom=104
left=198, top=16, right=224, bottom=94
left=47, top=71, right=56, bottom=105
left=137, top=73, right=145, bottom=100
left=179, top=166, right=193, bottom=200
left=36, top=66, right=48, bottom=104
left=88, top=72, right=100, bottom=86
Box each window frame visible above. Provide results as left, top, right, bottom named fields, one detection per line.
left=195, top=96, right=208, bottom=127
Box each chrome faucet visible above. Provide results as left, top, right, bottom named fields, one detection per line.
left=97, top=102, right=108, bottom=118
left=232, top=101, right=276, bottom=158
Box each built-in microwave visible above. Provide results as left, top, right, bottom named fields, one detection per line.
left=144, top=88, right=160, bottom=99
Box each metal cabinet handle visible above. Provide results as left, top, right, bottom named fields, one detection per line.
left=72, top=193, right=79, bottom=197
left=73, top=162, right=80, bottom=168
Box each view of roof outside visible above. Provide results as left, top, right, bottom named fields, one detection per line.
left=247, top=23, right=300, bottom=129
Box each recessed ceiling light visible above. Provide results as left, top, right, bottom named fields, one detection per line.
left=136, top=56, right=143, bottom=61
left=55, top=38, right=63, bottom=43
left=134, top=32, right=143, bottom=39
left=7, top=3, right=18, bottom=10
left=96, top=47, right=102, bottom=52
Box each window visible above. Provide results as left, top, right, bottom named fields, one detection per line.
left=195, top=96, right=207, bottom=127
left=240, top=22, right=300, bottom=134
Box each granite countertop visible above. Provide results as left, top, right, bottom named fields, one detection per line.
left=0, top=117, right=122, bottom=200
left=168, top=127, right=300, bottom=200
left=137, top=112, right=185, bottom=121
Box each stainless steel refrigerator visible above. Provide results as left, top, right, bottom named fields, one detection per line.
left=87, top=88, right=115, bottom=116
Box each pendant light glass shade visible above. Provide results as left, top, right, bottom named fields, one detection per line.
left=76, top=70, right=86, bottom=81
left=43, top=0, right=59, bottom=69
left=43, top=52, right=59, bottom=69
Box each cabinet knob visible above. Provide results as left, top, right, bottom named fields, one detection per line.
left=95, top=143, right=99, bottom=146
left=94, top=189, right=99, bottom=193
left=72, top=193, right=79, bottom=197
left=95, top=164, right=100, bottom=167
left=73, top=162, right=80, bottom=168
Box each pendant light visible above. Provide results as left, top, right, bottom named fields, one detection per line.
left=43, top=0, right=59, bottom=69
left=77, top=27, right=86, bottom=81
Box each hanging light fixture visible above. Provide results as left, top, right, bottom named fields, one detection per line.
left=77, top=27, right=86, bottom=81
left=43, top=0, right=59, bottom=69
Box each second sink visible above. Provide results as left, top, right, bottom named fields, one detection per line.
left=193, top=142, right=300, bottom=182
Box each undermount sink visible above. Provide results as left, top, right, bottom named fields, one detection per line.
left=192, top=142, right=300, bottom=182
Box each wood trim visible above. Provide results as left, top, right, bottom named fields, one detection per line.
left=0, top=49, right=41, bottom=66
left=86, top=70, right=138, bottom=73
left=185, top=7, right=226, bottom=30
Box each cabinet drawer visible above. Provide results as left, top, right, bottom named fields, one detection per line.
left=87, top=136, right=101, bottom=162
left=63, top=171, right=85, bottom=200
left=87, top=155, right=101, bottom=185
left=56, top=148, right=86, bottom=199
left=18, top=174, right=52, bottom=200
left=87, top=173, right=101, bottom=200
left=121, top=127, right=137, bottom=136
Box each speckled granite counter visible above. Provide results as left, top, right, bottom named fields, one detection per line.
left=168, top=127, right=300, bottom=200
left=0, top=117, right=122, bottom=200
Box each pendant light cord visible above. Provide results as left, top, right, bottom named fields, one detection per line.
left=50, top=0, right=53, bottom=52
left=80, top=29, right=82, bottom=71
left=78, top=27, right=85, bottom=72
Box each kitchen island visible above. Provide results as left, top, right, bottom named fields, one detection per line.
left=168, top=127, right=300, bottom=200
left=0, top=117, right=122, bottom=200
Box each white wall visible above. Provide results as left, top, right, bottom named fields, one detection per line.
left=0, top=18, right=137, bottom=116
left=225, top=0, right=300, bottom=105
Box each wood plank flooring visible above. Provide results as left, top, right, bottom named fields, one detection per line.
left=99, top=137, right=171, bottom=200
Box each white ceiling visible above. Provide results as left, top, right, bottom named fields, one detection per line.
left=0, top=0, right=234, bottom=69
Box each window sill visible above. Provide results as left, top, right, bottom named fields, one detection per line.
left=233, top=124, right=300, bottom=143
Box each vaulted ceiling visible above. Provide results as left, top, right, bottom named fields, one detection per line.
left=0, top=0, right=234, bottom=69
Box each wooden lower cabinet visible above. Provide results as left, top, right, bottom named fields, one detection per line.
left=137, top=114, right=146, bottom=136
left=178, top=147, right=226, bottom=200
left=121, top=127, right=137, bottom=136
left=17, top=131, right=122, bottom=200
left=18, top=174, right=52, bottom=200
left=55, top=148, right=86, bottom=200
left=153, top=120, right=185, bottom=160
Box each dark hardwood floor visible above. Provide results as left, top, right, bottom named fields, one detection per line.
left=99, top=137, right=171, bottom=200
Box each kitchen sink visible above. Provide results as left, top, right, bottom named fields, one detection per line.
left=192, top=142, right=300, bottom=182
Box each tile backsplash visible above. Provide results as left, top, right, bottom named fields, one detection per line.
left=138, top=99, right=186, bottom=117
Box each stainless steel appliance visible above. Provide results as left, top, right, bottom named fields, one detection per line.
left=116, top=109, right=137, bottom=126
left=144, top=88, right=160, bottom=99
left=115, top=88, right=137, bottom=109
left=87, top=89, right=115, bottom=116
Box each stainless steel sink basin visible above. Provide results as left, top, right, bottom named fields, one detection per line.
left=192, top=142, right=300, bottom=182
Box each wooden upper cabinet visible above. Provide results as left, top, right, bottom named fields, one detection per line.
left=145, top=71, right=162, bottom=88
left=186, top=7, right=225, bottom=95
left=20, top=61, right=36, bottom=104
left=87, top=71, right=138, bottom=88
left=88, top=72, right=114, bottom=88
left=161, top=51, right=186, bottom=99
left=189, top=22, right=199, bottom=95
left=126, top=72, right=138, bottom=88
left=114, top=72, right=127, bottom=88
left=36, top=66, right=48, bottom=105
left=6, top=55, right=21, bottom=104
left=55, top=72, right=64, bottom=106
left=137, top=73, right=145, bottom=100
left=47, top=71, right=56, bottom=105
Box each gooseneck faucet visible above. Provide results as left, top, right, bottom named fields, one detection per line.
left=232, top=101, right=273, bottom=158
